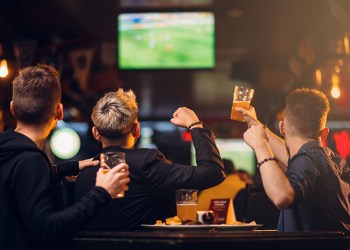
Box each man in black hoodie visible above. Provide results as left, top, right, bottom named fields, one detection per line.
left=0, top=64, right=130, bottom=250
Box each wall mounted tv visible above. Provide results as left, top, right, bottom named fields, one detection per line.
left=191, top=138, right=256, bottom=176
left=118, top=12, right=215, bottom=70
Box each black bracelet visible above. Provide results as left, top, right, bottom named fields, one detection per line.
left=187, top=121, right=203, bottom=131
left=257, top=157, right=276, bottom=168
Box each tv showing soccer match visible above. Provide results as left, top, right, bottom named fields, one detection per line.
left=118, top=12, right=215, bottom=69
left=191, top=138, right=256, bottom=176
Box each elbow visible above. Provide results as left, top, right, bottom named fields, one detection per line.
left=217, top=169, right=227, bottom=183
left=209, top=169, right=226, bottom=186
left=271, top=193, right=294, bottom=210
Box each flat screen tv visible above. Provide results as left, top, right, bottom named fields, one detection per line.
left=118, top=12, right=215, bottom=69
left=191, top=138, right=256, bottom=176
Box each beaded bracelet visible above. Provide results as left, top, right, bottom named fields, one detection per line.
left=187, top=121, right=203, bottom=131
left=257, top=157, right=276, bottom=168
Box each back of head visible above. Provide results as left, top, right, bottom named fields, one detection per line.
left=284, top=88, right=330, bottom=139
left=222, top=158, right=236, bottom=175
left=12, top=64, right=61, bottom=125
left=91, top=89, right=138, bottom=138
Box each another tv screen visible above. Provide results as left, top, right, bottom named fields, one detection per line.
left=191, top=138, right=256, bottom=176
left=118, top=12, right=215, bottom=69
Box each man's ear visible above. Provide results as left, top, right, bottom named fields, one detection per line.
left=92, top=126, right=102, bottom=142
left=131, top=122, right=140, bottom=139
left=320, top=127, right=329, bottom=140
left=10, top=101, right=15, bottom=117
left=56, top=103, right=64, bottom=120
left=279, top=120, right=286, bottom=137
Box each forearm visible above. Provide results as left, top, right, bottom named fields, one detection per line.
left=17, top=157, right=111, bottom=241
left=254, top=141, right=294, bottom=209
left=265, top=127, right=289, bottom=170
left=146, top=128, right=225, bottom=191
left=26, top=187, right=111, bottom=241
left=57, top=161, right=80, bottom=178
left=192, top=128, right=226, bottom=185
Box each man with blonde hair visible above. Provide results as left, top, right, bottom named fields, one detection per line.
left=0, top=64, right=130, bottom=250
left=237, top=88, right=350, bottom=231
left=75, top=88, right=226, bottom=231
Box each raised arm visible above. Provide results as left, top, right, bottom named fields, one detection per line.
left=236, top=106, right=289, bottom=170
left=243, top=125, right=294, bottom=209
left=170, top=107, right=204, bottom=130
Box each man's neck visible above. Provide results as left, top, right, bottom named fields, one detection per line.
left=15, top=122, right=52, bottom=149
left=102, top=134, right=136, bottom=149
left=288, top=136, right=316, bottom=157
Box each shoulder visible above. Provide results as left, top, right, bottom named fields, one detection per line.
left=289, top=153, right=317, bottom=173
left=16, top=150, right=50, bottom=170
left=128, top=148, right=166, bottom=163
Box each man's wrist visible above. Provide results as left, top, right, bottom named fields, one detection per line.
left=187, top=121, right=203, bottom=131
left=257, top=157, right=277, bottom=168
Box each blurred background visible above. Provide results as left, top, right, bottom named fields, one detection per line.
left=0, top=0, right=349, bottom=174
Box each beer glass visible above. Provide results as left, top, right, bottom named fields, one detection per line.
left=230, top=85, right=254, bottom=122
left=100, top=151, right=126, bottom=198
left=176, top=189, right=198, bottom=221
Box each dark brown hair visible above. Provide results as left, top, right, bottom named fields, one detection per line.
left=12, top=64, right=61, bottom=124
left=284, top=88, right=330, bottom=139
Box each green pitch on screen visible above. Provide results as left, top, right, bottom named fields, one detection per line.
left=118, top=12, right=215, bottom=69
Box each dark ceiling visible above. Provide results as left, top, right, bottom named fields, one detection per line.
left=1, top=0, right=349, bottom=57
left=1, top=0, right=350, bottom=126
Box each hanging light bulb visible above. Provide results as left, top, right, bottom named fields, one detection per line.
left=0, top=44, right=8, bottom=78
left=338, top=59, right=344, bottom=66
left=331, top=85, right=341, bottom=99
left=0, top=59, right=8, bottom=78
left=334, top=65, right=341, bottom=73
left=315, top=68, right=322, bottom=86
left=344, top=32, right=350, bottom=56
left=331, top=73, right=341, bottom=99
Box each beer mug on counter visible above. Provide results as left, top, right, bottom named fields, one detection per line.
left=176, top=189, right=198, bottom=221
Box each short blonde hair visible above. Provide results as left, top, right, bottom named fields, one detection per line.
left=91, top=89, right=138, bottom=138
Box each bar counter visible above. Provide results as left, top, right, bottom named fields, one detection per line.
left=72, top=230, right=350, bottom=250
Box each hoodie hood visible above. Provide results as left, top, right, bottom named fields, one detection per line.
left=0, top=129, right=47, bottom=165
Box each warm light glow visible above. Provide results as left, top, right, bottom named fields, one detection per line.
left=0, top=59, right=8, bottom=78
left=335, top=65, right=340, bottom=73
left=331, top=85, right=341, bottom=99
left=344, top=33, right=349, bottom=56
left=331, top=73, right=339, bottom=85
left=331, top=72, right=341, bottom=99
left=339, top=59, right=344, bottom=66
left=315, top=68, right=322, bottom=86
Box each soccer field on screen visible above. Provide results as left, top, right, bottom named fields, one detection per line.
left=118, top=12, right=215, bottom=69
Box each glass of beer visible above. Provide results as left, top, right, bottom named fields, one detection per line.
left=230, top=85, right=254, bottom=122
left=176, top=189, right=198, bottom=221
left=100, top=151, right=126, bottom=198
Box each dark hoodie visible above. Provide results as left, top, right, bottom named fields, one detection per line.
left=0, top=129, right=112, bottom=250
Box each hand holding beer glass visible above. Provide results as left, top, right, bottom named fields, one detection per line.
left=230, top=86, right=254, bottom=122
left=100, top=152, right=126, bottom=198
left=176, top=189, right=198, bottom=221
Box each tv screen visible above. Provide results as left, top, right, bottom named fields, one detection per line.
left=191, top=138, right=256, bottom=176
left=118, top=12, right=215, bottom=69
